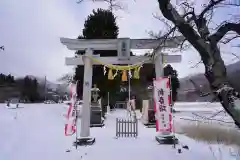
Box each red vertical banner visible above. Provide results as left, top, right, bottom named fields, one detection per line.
left=153, top=77, right=172, bottom=132
left=64, top=83, right=77, bottom=136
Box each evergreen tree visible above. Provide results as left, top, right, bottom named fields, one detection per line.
left=30, top=78, right=39, bottom=102
left=6, top=74, right=14, bottom=83
left=83, top=9, right=119, bottom=39
left=0, top=73, right=15, bottom=84
left=163, top=64, right=180, bottom=102
left=0, top=74, right=6, bottom=84
left=20, top=76, right=39, bottom=102
left=75, top=9, right=120, bottom=103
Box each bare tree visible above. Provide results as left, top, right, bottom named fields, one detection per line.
left=156, top=0, right=240, bottom=127
left=57, top=74, right=74, bottom=84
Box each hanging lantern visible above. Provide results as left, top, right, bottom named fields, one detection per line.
left=122, top=70, right=127, bottom=81
left=108, top=69, right=114, bottom=80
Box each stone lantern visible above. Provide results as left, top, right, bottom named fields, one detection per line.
left=91, top=84, right=101, bottom=107
left=90, top=84, right=104, bottom=127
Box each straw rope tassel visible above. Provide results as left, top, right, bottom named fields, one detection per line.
left=108, top=69, right=114, bottom=80
left=134, top=65, right=142, bottom=79
left=122, top=70, right=127, bottom=81
left=133, top=67, right=139, bottom=79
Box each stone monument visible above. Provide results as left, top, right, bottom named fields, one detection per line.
left=141, top=86, right=156, bottom=126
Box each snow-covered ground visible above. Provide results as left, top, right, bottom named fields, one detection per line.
left=0, top=103, right=239, bottom=160
left=173, top=102, right=235, bottom=127
left=174, top=102, right=222, bottom=112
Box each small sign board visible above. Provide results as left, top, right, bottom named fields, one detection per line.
left=117, top=38, right=130, bottom=58
left=153, top=77, right=172, bottom=132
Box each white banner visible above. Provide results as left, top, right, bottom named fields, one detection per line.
left=153, top=77, right=172, bottom=132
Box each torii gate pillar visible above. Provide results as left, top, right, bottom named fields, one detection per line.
left=80, top=48, right=93, bottom=138
left=154, top=52, right=164, bottom=77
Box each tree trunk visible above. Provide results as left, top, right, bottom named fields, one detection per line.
left=157, top=0, right=240, bottom=128
left=204, top=45, right=240, bottom=127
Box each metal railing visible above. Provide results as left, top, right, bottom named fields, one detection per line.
left=116, top=118, right=138, bottom=138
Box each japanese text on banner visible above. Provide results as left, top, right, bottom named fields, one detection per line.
left=154, top=77, right=172, bottom=132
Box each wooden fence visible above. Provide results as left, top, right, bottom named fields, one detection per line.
left=116, top=118, right=138, bottom=138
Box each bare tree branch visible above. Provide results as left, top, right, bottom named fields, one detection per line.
left=153, top=13, right=173, bottom=30
left=199, top=0, right=225, bottom=19
left=220, top=35, right=240, bottom=44
left=157, top=1, right=205, bottom=51
left=0, top=46, right=4, bottom=51
left=58, top=74, right=74, bottom=84
left=76, top=0, right=129, bottom=11
left=76, top=0, right=84, bottom=3
left=208, top=22, right=240, bottom=43
left=191, top=0, right=237, bottom=40
left=190, top=60, right=203, bottom=68
left=150, top=10, right=199, bottom=55
left=151, top=26, right=178, bottom=53
left=222, top=51, right=240, bottom=61
left=230, top=52, right=240, bottom=60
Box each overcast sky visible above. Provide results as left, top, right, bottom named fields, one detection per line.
left=0, top=0, right=239, bottom=82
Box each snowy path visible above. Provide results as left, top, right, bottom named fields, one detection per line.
left=0, top=104, right=237, bottom=160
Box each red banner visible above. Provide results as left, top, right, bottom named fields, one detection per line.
left=153, top=77, right=172, bottom=132
left=64, top=83, right=77, bottom=136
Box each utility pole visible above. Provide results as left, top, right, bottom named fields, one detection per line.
left=44, top=76, right=47, bottom=101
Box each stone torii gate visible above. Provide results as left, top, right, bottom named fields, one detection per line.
left=60, top=37, right=182, bottom=145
